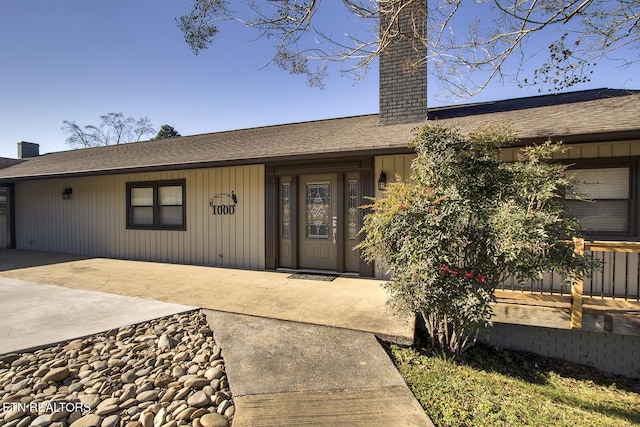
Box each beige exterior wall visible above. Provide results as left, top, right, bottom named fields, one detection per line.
left=503, top=140, right=640, bottom=298
left=376, top=140, right=640, bottom=171
left=11, top=139, right=638, bottom=275
left=15, top=165, right=265, bottom=269
left=501, top=139, right=640, bottom=161
left=373, top=154, right=415, bottom=278
left=373, top=141, right=640, bottom=279
left=376, top=140, right=640, bottom=189
left=374, top=154, right=414, bottom=199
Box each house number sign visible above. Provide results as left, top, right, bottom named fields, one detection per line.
left=209, top=191, right=238, bottom=215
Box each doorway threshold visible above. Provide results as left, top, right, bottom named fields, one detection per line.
left=277, top=268, right=360, bottom=279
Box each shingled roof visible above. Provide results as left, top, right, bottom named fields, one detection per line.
left=1, top=88, right=639, bottom=181
left=0, top=158, right=23, bottom=170
left=0, top=115, right=419, bottom=181
left=430, top=88, right=640, bottom=142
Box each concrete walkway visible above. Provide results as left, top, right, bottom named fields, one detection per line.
left=206, top=311, right=431, bottom=426
left=0, top=277, right=195, bottom=354
left=0, top=250, right=431, bottom=426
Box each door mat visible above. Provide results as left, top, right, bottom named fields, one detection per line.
left=288, top=273, right=337, bottom=281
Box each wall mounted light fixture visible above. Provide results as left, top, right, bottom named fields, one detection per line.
left=62, top=187, right=73, bottom=200
left=377, top=171, right=387, bottom=191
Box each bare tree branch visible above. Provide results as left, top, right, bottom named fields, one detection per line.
left=62, top=113, right=156, bottom=148
left=178, top=0, right=640, bottom=97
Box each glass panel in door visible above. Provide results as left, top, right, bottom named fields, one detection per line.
left=344, top=173, right=360, bottom=272
left=279, top=178, right=293, bottom=268
left=306, top=183, right=331, bottom=239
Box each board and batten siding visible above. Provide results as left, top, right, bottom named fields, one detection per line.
left=374, top=154, right=415, bottom=278
left=375, top=140, right=640, bottom=187
left=14, top=165, right=265, bottom=269
left=502, top=139, right=640, bottom=297
left=373, top=142, right=640, bottom=278
left=501, top=140, right=640, bottom=161
left=374, top=154, right=414, bottom=199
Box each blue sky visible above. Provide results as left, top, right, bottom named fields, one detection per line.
left=1, top=1, right=638, bottom=159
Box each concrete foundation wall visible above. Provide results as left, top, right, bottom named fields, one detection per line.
left=480, top=323, right=640, bottom=379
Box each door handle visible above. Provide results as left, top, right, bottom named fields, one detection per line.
left=332, top=217, right=337, bottom=244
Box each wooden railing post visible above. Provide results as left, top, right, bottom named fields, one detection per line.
left=571, top=237, right=584, bottom=329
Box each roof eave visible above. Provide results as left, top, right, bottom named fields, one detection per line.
left=0, top=146, right=414, bottom=182
left=515, top=129, right=640, bottom=146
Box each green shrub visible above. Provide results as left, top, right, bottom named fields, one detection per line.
left=359, top=124, right=590, bottom=356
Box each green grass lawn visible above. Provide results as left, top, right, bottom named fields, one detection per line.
left=388, top=342, right=640, bottom=427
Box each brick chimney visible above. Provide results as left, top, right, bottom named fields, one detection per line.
left=17, top=141, right=39, bottom=159
left=379, top=2, right=428, bottom=125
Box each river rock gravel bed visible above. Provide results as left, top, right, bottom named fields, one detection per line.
left=0, top=310, right=234, bottom=427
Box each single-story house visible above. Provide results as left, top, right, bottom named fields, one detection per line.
left=1, top=29, right=639, bottom=376
left=1, top=87, right=640, bottom=278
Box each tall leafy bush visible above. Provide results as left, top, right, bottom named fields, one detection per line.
left=359, top=125, right=590, bottom=356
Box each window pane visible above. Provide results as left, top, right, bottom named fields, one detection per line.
left=131, top=187, right=153, bottom=206
left=131, top=206, right=153, bottom=225
left=281, top=184, right=290, bottom=239
left=159, top=186, right=183, bottom=206
left=566, top=200, right=628, bottom=232
left=306, top=183, right=330, bottom=239
left=348, top=180, right=358, bottom=240
left=569, top=168, right=629, bottom=200
left=159, top=206, right=183, bottom=226
left=127, top=180, right=185, bottom=229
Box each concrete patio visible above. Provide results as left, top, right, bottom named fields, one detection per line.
left=0, top=249, right=431, bottom=426
left=0, top=249, right=414, bottom=344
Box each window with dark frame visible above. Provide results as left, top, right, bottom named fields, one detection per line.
left=565, top=166, right=634, bottom=238
left=126, top=180, right=186, bottom=230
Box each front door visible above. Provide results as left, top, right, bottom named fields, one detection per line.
left=298, top=174, right=338, bottom=270
left=268, top=158, right=373, bottom=275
